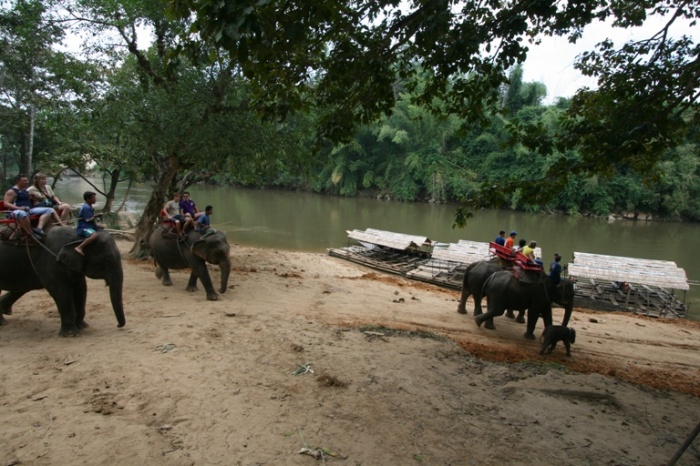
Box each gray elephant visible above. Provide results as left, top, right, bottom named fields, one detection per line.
left=149, top=229, right=231, bottom=300
left=0, top=227, right=125, bottom=336
left=457, top=259, right=501, bottom=316
left=459, top=260, right=575, bottom=331
left=475, top=270, right=561, bottom=339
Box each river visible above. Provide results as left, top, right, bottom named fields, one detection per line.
left=55, top=177, right=700, bottom=320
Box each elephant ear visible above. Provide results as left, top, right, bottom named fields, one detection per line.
left=57, top=246, right=85, bottom=273
left=190, top=239, right=208, bottom=261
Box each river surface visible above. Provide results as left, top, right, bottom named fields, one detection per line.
left=55, top=177, right=700, bottom=320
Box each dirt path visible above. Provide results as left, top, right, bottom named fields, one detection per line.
left=0, top=240, right=698, bottom=465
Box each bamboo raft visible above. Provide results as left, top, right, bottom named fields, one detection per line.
left=328, top=228, right=689, bottom=318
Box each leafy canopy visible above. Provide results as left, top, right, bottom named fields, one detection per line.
left=170, top=0, right=699, bottom=213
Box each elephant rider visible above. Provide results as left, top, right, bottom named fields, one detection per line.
left=179, top=191, right=204, bottom=221
left=163, top=192, right=193, bottom=238
left=549, top=253, right=563, bottom=285
left=28, top=172, right=72, bottom=222
left=3, top=173, right=61, bottom=238
left=522, top=240, right=537, bottom=262
left=504, top=231, right=517, bottom=250
left=494, top=230, right=506, bottom=246
left=74, top=191, right=104, bottom=256
left=196, top=205, right=213, bottom=234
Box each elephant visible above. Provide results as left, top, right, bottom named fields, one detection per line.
left=0, top=226, right=125, bottom=336
left=458, top=260, right=575, bottom=332
left=475, top=270, right=570, bottom=339
left=457, top=259, right=502, bottom=316
left=148, top=229, right=231, bottom=301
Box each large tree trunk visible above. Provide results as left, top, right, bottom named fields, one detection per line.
left=129, top=155, right=179, bottom=257
left=101, top=169, right=121, bottom=213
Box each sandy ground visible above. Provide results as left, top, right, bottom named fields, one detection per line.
left=1, top=238, right=699, bottom=466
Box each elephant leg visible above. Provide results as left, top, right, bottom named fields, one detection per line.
left=505, top=308, right=514, bottom=319
left=473, top=295, right=484, bottom=316
left=73, top=279, right=89, bottom=329
left=156, top=266, right=174, bottom=287
left=190, top=264, right=219, bottom=301
left=46, top=288, right=80, bottom=337
left=523, top=308, right=539, bottom=340
left=0, top=290, right=27, bottom=317
left=475, top=307, right=497, bottom=330
left=457, top=290, right=470, bottom=314
left=186, top=273, right=200, bottom=293
left=515, top=309, right=526, bottom=324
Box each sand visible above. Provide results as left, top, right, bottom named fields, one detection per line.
left=1, top=239, right=699, bottom=466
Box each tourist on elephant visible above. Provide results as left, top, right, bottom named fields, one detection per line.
left=504, top=231, right=517, bottom=250
left=3, top=174, right=60, bottom=237
left=74, top=191, right=104, bottom=256
left=522, top=240, right=537, bottom=262
left=549, top=253, right=563, bottom=285
left=515, top=239, right=527, bottom=253
left=494, top=230, right=506, bottom=246
left=163, top=192, right=192, bottom=238
left=196, top=205, right=213, bottom=234
left=28, top=172, right=72, bottom=222
left=179, top=191, right=204, bottom=221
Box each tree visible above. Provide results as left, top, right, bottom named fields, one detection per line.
left=170, top=0, right=699, bottom=219
left=0, top=0, right=66, bottom=175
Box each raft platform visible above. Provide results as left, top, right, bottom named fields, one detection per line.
left=328, top=228, right=689, bottom=318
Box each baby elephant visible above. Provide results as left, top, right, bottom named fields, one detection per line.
left=539, top=326, right=576, bottom=357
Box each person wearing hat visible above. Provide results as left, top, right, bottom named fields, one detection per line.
left=549, top=253, right=563, bottom=285
left=504, top=231, right=517, bottom=250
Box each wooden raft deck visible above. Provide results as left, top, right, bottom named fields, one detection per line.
left=329, top=229, right=689, bottom=318
left=568, top=252, right=688, bottom=318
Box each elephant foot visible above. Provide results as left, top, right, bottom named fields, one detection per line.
left=58, top=327, right=81, bottom=337
left=0, top=315, right=7, bottom=326
left=162, top=280, right=173, bottom=287
left=206, top=293, right=219, bottom=301
left=474, top=315, right=485, bottom=327
left=219, top=288, right=227, bottom=294
left=78, top=321, right=90, bottom=329
left=505, top=310, right=515, bottom=319
left=515, top=315, right=526, bottom=324
left=523, top=332, right=536, bottom=340
left=457, top=307, right=467, bottom=315
left=186, top=286, right=199, bottom=293
left=484, top=321, right=496, bottom=330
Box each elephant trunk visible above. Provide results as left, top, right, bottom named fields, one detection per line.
left=560, top=279, right=575, bottom=327
left=561, top=302, right=573, bottom=328
left=108, top=266, right=126, bottom=327
left=219, top=257, right=231, bottom=294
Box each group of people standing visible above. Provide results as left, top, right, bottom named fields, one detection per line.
left=162, top=191, right=213, bottom=239
left=494, top=229, right=562, bottom=285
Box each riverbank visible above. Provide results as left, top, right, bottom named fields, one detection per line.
left=1, top=239, right=699, bottom=465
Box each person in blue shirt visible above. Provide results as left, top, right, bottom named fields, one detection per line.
left=3, top=174, right=61, bottom=237
left=196, top=205, right=213, bottom=234
left=549, top=253, right=563, bottom=285
left=494, top=230, right=506, bottom=246
left=74, top=191, right=103, bottom=256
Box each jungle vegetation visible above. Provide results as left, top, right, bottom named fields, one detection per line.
left=0, top=0, right=698, bottom=253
